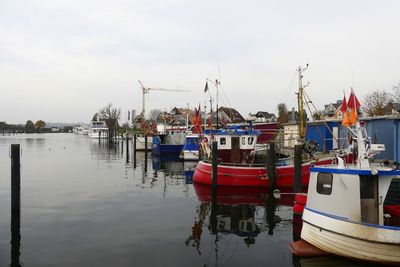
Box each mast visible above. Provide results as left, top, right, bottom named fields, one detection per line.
left=138, top=80, right=147, bottom=123
left=186, top=103, right=189, bottom=129
left=216, top=78, right=220, bottom=130
left=206, top=78, right=221, bottom=129
left=297, top=64, right=308, bottom=140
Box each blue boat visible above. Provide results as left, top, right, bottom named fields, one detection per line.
left=180, top=134, right=200, bottom=161
left=151, top=128, right=186, bottom=156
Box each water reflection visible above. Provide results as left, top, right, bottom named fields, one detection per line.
left=293, top=256, right=383, bottom=267
left=10, top=202, right=21, bottom=267
left=89, top=140, right=123, bottom=161
left=189, top=184, right=287, bottom=258
left=152, top=156, right=197, bottom=183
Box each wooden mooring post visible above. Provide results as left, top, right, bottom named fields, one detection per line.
left=11, top=144, right=21, bottom=267
left=211, top=140, right=218, bottom=189
left=126, top=133, right=129, bottom=163
left=267, top=142, right=277, bottom=190
left=144, top=135, right=148, bottom=173
left=293, top=144, right=303, bottom=193
left=133, top=133, right=137, bottom=168
left=11, top=144, right=20, bottom=215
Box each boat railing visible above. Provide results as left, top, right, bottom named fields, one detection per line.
left=202, top=159, right=265, bottom=168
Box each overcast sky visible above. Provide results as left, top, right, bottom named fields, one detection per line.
left=1, top=0, right=400, bottom=124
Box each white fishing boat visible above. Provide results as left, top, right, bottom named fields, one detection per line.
left=88, top=120, right=109, bottom=139
left=179, top=134, right=200, bottom=161
left=301, top=91, right=400, bottom=264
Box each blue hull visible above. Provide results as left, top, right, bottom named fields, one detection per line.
left=152, top=144, right=183, bottom=156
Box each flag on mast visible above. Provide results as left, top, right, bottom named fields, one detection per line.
left=347, top=88, right=360, bottom=125
left=204, top=81, right=209, bottom=93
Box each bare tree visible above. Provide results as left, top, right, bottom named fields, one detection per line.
left=99, top=103, right=121, bottom=131
left=362, top=90, right=394, bottom=117
left=277, top=103, right=288, bottom=124
left=392, top=81, right=400, bottom=103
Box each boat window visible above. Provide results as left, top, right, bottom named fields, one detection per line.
left=317, top=173, right=333, bottom=195
left=220, top=137, right=226, bottom=145
left=241, top=137, right=246, bottom=145
left=248, top=137, right=254, bottom=145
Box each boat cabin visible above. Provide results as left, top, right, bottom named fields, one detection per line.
left=203, top=127, right=260, bottom=164
left=306, top=166, right=398, bottom=226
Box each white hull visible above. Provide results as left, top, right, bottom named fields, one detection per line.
left=88, top=129, right=109, bottom=139
left=135, top=136, right=153, bottom=151
left=180, top=150, right=199, bottom=161
left=302, top=209, right=400, bottom=264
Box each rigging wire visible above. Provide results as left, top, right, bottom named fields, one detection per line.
left=279, top=70, right=298, bottom=104
left=303, top=89, right=340, bottom=146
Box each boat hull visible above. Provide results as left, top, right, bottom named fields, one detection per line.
left=193, top=158, right=334, bottom=187
left=180, top=150, right=199, bottom=161
left=152, top=144, right=183, bottom=156
left=301, top=208, right=400, bottom=264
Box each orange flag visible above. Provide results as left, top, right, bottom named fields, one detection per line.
left=341, top=94, right=351, bottom=127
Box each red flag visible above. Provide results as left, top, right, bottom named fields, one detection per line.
left=340, top=95, right=347, bottom=113
left=347, top=89, right=360, bottom=110
left=204, top=81, right=209, bottom=93
left=191, top=104, right=202, bottom=134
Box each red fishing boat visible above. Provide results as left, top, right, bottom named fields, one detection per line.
left=193, top=65, right=351, bottom=187
left=193, top=157, right=336, bottom=187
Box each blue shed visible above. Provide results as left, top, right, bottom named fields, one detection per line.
left=306, top=120, right=340, bottom=152
left=364, top=117, right=396, bottom=161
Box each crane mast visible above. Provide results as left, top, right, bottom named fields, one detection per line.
left=138, top=80, right=190, bottom=121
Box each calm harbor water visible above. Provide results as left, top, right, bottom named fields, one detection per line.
left=0, top=134, right=382, bottom=267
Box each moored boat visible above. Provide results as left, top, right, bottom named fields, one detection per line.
left=193, top=125, right=339, bottom=187
left=179, top=134, right=200, bottom=160
left=300, top=91, right=400, bottom=264
left=88, top=120, right=109, bottom=139
left=152, top=127, right=187, bottom=156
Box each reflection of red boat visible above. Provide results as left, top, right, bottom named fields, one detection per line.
left=193, top=157, right=335, bottom=187
left=193, top=183, right=296, bottom=206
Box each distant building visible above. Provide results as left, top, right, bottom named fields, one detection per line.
left=214, top=106, right=245, bottom=125
left=322, top=100, right=343, bottom=119
left=248, top=111, right=277, bottom=123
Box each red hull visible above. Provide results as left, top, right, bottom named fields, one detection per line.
left=193, top=158, right=335, bottom=187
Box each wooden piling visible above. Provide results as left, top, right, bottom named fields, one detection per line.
left=293, top=144, right=303, bottom=193
left=144, top=135, right=148, bottom=173
left=11, top=145, right=20, bottom=214
left=211, top=140, right=218, bottom=189
left=267, top=142, right=277, bottom=190
left=10, top=144, right=21, bottom=267
left=126, top=133, right=129, bottom=163
left=133, top=133, right=137, bottom=168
